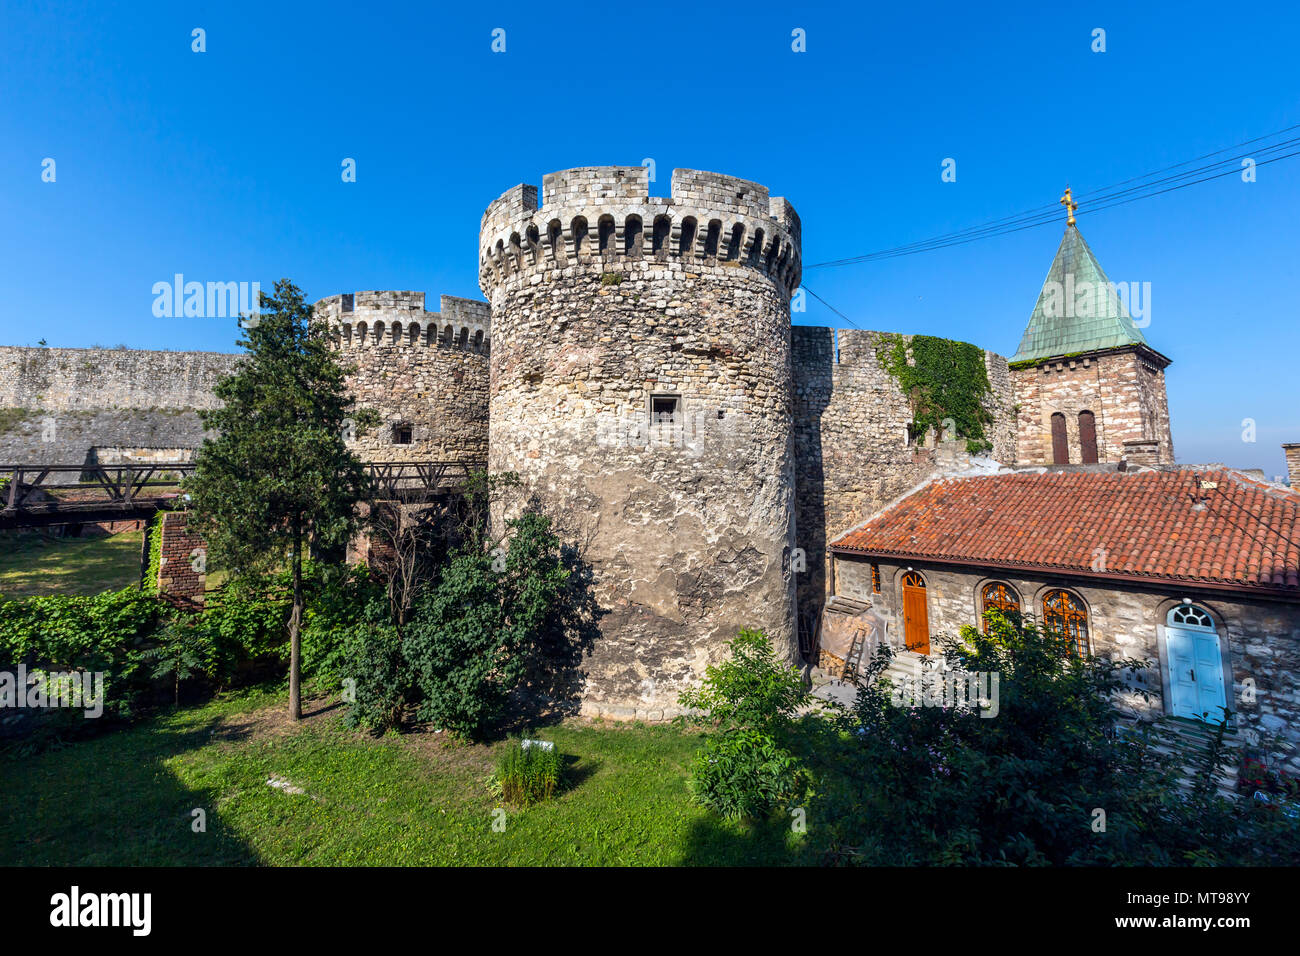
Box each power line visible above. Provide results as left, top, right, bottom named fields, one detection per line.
left=805, top=125, right=1300, bottom=270
left=801, top=285, right=864, bottom=329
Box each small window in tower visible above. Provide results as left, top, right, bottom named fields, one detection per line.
left=871, top=563, right=881, bottom=593
left=650, top=394, right=681, bottom=425
left=392, top=423, right=413, bottom=445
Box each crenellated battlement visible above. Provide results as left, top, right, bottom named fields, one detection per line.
left=478, top=166, right=802, bottom=298
left=313, top=291, right=491, bottom=353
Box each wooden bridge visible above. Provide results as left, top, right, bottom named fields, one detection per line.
left=0, top=460, right=484, bottom=530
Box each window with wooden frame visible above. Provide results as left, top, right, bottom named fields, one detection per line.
left=871, top=562, right=881, bottom=593
left=1078, top=410, right=1099, bottom=464
left=980, top=581, right=1020, bottom=632
left=1050, top=412, right=1069, bottom=464
left=1042, top=589, right=1089, bottom=656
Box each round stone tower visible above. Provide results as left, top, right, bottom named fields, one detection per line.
left=479, top=166, right=802, bottom=716
left=314, top=290, right=491, bottom=465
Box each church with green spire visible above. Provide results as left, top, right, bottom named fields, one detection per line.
left=1009, top=192, right=1175, bottom=467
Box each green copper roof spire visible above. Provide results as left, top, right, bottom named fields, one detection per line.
left=1011, top=197, right=1153, bottom=364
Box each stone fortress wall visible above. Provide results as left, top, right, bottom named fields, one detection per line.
left=791, top=328, right=1017, bottom=617
left=0, top=164, right=1174, bottom=717
left=312, top=291, right=490, bottom=464
left=0, top=346, right=238, bottom=480
left=479, top=166, right=802, bottom=716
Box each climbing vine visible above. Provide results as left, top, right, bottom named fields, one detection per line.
left=875, top=333, right=994, bottom=455
left=143, top=511, right=165, bottom=595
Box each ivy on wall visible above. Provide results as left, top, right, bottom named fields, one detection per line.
left=875, top=333, right=994, bottom=455
left=142, top=511, right=165, bottom=595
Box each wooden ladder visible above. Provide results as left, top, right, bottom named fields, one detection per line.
left=842, top=626, right=867, bottom=682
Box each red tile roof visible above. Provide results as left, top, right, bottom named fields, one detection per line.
left=831, top=468, right=1300, bottom=593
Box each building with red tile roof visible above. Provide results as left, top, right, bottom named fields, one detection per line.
left=825, top=463, right=1300, bottom=774
left=831, top=466, right=1300, bottom=596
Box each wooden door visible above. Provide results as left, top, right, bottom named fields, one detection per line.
left=901, top=571, right=930, bottom=655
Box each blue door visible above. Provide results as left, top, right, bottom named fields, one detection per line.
left=1165, top=605, right=1228, bottom=723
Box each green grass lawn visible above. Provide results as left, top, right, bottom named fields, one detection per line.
left=0, top=686, right=811, bottom=866
left=0, top=530, right=144, bottom=599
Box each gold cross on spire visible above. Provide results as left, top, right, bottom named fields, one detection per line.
left=1060, top=186, right=1078, bottom=226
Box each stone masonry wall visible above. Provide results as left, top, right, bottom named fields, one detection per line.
left=313, top=292, right=490, bottom=464
left=1012, top=347, right=1175, bottom=465
left=0, top=347, right=237, bottom=480
left=791, top=328, right=1016, bottom=623
left=834, top=554, right=1300, bottom=775
left=481, top=166, right=801, bottom=716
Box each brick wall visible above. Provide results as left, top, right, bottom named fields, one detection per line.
left=156, top=511, right=207, bottom=605
left=1284, top=443, right=1300, bottom=488
left=1011, top=346, right=1174, bottom=465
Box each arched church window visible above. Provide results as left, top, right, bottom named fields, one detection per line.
left=1043, top=589, right=1089, bottom=656
left=1079, top=410, right=1099, bottom=464
left=980, top=582, right=1020, bottom=632
left=1051, top=413, right=1069, bottom=464
left=1169, top=604, right=1214, bottom=628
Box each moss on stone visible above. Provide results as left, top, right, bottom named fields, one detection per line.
left=0, top=407, right=35, bottom=435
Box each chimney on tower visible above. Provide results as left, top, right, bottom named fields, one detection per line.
left=1283, top=443, right=1300, bottom=488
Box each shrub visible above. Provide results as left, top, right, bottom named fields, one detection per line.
left=492, top=738, right=561, bottom=806
left=340, top=599, right=409, bottom=734
left=815, top=610, right=1300, bottom=865
left=403, top=511, right=570, bottom=740
left=139, top=619, right=219, bottom=707
left=300, top=563, right=385, bottom=686
left=0, top=586, right=162, bottom=719
left=688, top=727, right=809, bottom=821
left=677, top=629, right=811, bottom=820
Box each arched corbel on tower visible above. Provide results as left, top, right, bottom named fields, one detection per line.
left=678, top=216, right=698, bottom=259
left=597, top=215, right=616, bottom=260
left=652, top=215, right=671, bottom=260
left=726, top=223, right=745, bottom=261
left=624, top=215, right=644, bottom=259
left=525, top=223, right=542, bottom=265
left=547, top=219, right=565, bottom=263
left=570, top=216, right=589, bottom=260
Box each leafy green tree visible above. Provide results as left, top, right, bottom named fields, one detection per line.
left=185, top=279, right=370, bottom=719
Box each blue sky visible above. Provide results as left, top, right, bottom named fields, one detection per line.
left=2, top=0, right=1296, bottom=475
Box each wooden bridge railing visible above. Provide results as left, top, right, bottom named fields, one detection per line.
left=0, top=460, right=484, bottom=529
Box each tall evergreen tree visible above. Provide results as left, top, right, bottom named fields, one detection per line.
left=186, top=279, right=371, bottom=718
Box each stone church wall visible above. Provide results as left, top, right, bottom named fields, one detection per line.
left=834, top=553, right=1300, bottom=775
